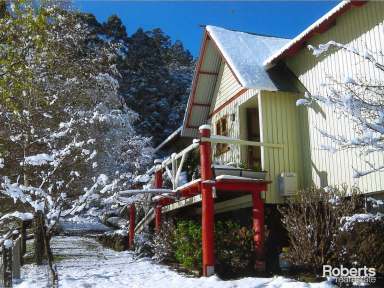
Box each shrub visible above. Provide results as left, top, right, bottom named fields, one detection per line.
left=172, top=219, right=254, bottom=275
left=173, top=220, right=202, bottom=271
left=134, top=232, right=153, bottom=258
left=215, top=220, right=254, bottom=276
left=278, top=186, right=364, bottom=272
left=151, top=220, right=175, bottom=263
left=336, top=217, right=384, bottom=273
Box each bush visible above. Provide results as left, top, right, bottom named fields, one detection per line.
left=278, top=186, right=364, bottom=272
left=215, top=220, right=254, bottom=276
left=173, top=220, right=202, bottom=271
left=134, top=232, right=153, bottom=258
left=172, top=219, right=255, bottom=275
left=335, top=217, right=384, bottom=274
left=151, top=220, right=175, bottom=263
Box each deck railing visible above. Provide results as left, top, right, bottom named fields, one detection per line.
left=118, top=125, right=282, bottom=276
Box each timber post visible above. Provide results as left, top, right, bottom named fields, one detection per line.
left=128, top=204, right=136, bottom=249
left=20, top=220, right=27, bottom=257
left=199, top=125, right=215, bottom=277
left=154, top=163, right=163, bottom=233
left=12, top=230, right=21, bottom=280
left=2, top=240, right=13, bottom=288
left=252, top=188, right=265, bottom=272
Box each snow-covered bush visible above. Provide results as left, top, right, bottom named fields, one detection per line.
left=278, top=186, right=364, bottom=272
left=335, top=216, right=384, bottom=274
left=297, top=41, right=384, bottom=177
left=150, top=219, right=175, bottom=263
left=134, top=232, right=153, bottom=258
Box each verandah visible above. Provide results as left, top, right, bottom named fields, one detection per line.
left=120, top=125, right=272, bottom=276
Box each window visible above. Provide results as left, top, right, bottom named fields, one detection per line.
left=215, top=116, right=229, bottom=155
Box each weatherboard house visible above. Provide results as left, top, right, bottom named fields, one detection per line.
left=125, top=1, right=384, bottom=276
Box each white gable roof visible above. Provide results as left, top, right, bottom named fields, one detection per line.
left=206, top=25, right=290, bottom=90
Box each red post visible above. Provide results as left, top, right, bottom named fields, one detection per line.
left=129, top=204, right=136, bottom=249
left=199, top=125, right=215, bottom=276
left=154, top=166, right=163, bottom=188
left=154, top=168, right=163, bottom=233
left=155, top=205, right=162, bottom=233
left=252, top=189, right=265, bottom=271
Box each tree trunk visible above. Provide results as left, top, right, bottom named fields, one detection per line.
left=34, top=212, right=44, bottom=265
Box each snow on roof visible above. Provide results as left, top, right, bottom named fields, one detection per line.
left=264, top=0, right=367, bottom=67
left=206, top=25, right=290, bottom=90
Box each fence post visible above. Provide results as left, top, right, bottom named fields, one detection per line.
left=12, top=231, right=20, bottom=280
left=20, top=221, right=27, bottom=257
left=199, top=125, right=215, bottom=277
left=2, top=241, right=13, bottom=288
left=34, top=212, right=44, bottom=265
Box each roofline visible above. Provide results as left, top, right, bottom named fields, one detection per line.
left=183, top=28, right=245, bottom=133
left=182, top=25, right=292, bottom=134
left=264, top=0, right=367, bottom=68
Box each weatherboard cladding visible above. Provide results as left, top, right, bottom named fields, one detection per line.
left=208, top=88, right=304, bottom=204
left=264, top=0, right=367, bottom=67
left=258, top=91, right=305, bottom=203
left=285, top=1, right=384, bottom=194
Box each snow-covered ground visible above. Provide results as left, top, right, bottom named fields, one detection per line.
left=15, top=236, right=334, bottom=288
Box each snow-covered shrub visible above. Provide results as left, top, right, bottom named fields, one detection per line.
left=134, top=232, right=153, bottom=258
left=278, top=186, right=364, bottom=272
left=335, top=214, right=384, bottom=274
left=215, top=220, right=254, bottom=277
left=150, top=220, right=175, bottom=263
left=173, top=220, right=202, bottom=272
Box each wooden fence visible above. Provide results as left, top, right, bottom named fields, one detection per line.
left=0, top=220, right=30, bottom=288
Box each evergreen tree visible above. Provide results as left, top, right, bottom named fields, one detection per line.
left=84, top=14, right=195, bottom=145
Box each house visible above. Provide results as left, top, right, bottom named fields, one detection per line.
left=129, top=0, right=384, bottom=277
left=265, top=0, right=384, bottom=199
left=179, top=0, right=384, bottom=202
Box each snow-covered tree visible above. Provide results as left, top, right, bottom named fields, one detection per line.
left=0, top=0, right=152, bottom=278
left=297, top=41, right=384, bottom=177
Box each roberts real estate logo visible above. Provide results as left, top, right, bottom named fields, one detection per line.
left=323, top=265, right=376, bottom=284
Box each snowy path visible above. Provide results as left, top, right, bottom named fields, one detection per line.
left=16, top=236, right=334, bottom=288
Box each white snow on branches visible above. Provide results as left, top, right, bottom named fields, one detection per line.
left=0, top=212, right=33, bottom=221
left=24, top=153, right=54, bottom=166
left=340, top=212, right=384, bottom=231
left=303, top=41, right=384, bottom=177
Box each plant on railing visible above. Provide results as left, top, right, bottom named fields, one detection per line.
left=215, top=220, right=255, bottom=276
left=238, top=161, right=262, bottom=172
left=173, top=220, right=202, bottom=271
left=184, top=149, right=200, bottom=182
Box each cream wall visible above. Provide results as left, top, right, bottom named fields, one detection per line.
left=285, top=1, right=384, bottom=194
left=209, top=60, right=305, bottom=203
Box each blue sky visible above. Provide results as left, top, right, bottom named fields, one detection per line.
left=75, top=1, right=339, bottom=56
